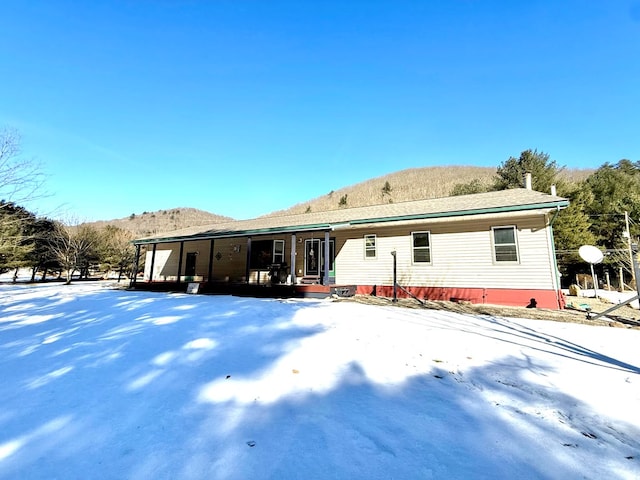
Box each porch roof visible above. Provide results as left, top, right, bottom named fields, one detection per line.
left=133, top=188, right=568, bottom=245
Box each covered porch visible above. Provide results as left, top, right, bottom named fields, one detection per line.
left=130, top=229, right=354, bottom=298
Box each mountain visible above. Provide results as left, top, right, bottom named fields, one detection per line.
left=86, top=165, right=594, bottom=234
left=86, top=207, right=233, bottom=237
left=264, top=165, right=593, bottom=216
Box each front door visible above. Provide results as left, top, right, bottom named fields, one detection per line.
left=304, top=239, right=335, bottom=279
left=185, top=252, right=197, bottom=277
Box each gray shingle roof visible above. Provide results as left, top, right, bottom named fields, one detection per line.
left=134, top=188, right=568, bottom=244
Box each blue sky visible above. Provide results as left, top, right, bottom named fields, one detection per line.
left=2, top=1, right=639, bottom=221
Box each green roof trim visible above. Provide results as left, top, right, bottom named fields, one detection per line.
left=134, top=224, right=332, bottom=245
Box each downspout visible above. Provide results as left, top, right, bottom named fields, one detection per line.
left=548, top=206, right=563, bottom=309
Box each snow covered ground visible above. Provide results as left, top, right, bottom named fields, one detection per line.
left=578, top=289, right=640, bottom=310
left=0, top=282, right=639, bottom=480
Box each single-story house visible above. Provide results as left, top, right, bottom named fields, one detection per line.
left=131, top=187, right=569, bottom=309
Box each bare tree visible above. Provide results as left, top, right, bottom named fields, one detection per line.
left=96, top=225, right=136, bottom=282
left=48, top=221, right=99, bottom=284
left=0, top=127, right=46, bottom=207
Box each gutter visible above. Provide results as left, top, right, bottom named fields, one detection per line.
left=349, top=201, right=569, bottom=225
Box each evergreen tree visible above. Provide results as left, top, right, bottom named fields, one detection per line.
left=493, top=149, right=564, bottom=193
left=450, top=178, right=491, bottom=196
left=584, top=160, right=640, bottom=248
left=0, top=202, right=37, bottom=278
left=27, top=217, right=59, bottom=281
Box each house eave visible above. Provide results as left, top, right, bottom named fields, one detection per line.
left=133, top=199, right=569, bottom=245
left=349, top=200, right=569, bottom=226
left=133, top=224, right=333, bottom=245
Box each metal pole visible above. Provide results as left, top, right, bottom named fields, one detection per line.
left=588, top=293, right=640, bottom=321
left=619, top=266, right=625, bottom=292
left=632, top=244, right=640, bottom=300
left=626, top=211, right=636, bottom=288
left=391, top=251, right=397, bottom=303
left=590, top=263, right=598, bottom=298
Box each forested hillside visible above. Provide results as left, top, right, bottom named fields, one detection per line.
left=87, top=165, right=595, bottom=233
left=265, top=165, right=593, bottom=217
left=86, top=208, right=233, bottom=237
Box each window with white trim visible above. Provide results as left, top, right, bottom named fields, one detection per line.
left=273, top=240, right=285, bottom=264
left=492, top=226, right=519, bottom=262
left=364, top=234, right=377, bottom=258
left=412, top=231, right=431, bottom=263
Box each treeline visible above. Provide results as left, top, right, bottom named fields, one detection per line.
left=0, top=202, right=137, bottom=283
left=0, top=127, right=137, bottom=283
left=2, top=123, right=637, bottom=287
left=452, top=149, right=640, bottom=285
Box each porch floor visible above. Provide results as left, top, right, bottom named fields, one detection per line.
left=130, top=281, right=356, bottom=299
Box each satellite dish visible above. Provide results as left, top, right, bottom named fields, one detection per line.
left=579, top=245, right=604, bottom=264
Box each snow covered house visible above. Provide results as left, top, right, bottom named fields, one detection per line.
left=131, top=188, right=569, bottom=309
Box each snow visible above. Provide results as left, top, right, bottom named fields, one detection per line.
left=579, top=289, right=639, bottom=310
left=0, top=282, right=639, bottom=480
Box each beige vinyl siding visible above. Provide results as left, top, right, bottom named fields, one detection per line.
left=144, top=243, right=179, bottom=281
left=180, top=240, right=212, bottom=280
left=214, top=235, right=292, bottom=283
left=334, top=213, right=556, bottom=290
left=210, top=238, right=248, bottom=282
left=143, top=240, right=212, bottom=281
left=144, top=236, right=295, bottom=283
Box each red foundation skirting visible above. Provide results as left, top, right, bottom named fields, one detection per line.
left=359, top=285, right=565, bottom=310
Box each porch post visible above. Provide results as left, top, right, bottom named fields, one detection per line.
left=130, top=244, right=140, bottom=288
left=323, top=231, right=330, bottom=286
left=207, top=238, right=215, bottom=282
left=290, top=234, right=297, bottom=285
left=149, top=244, right=157, bottom=282
left=177, top=241, right=184, bottom=284
left=245, top=237, right=252, bottom=284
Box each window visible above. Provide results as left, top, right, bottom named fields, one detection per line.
left=250, top=239, right=286, bottom=269
left=273, top=240, right=285, bottom=264
left=492, top=226, right=519, bottom=262
left=364, top=234, right=376, bottom=258
left=412, top=232, right=431, bottom=263
left=250, top=240, right=273, bottom=269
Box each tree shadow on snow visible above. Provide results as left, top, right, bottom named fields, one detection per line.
left=0, top=289, right=638, bottom=480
